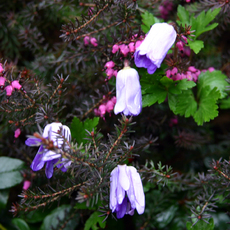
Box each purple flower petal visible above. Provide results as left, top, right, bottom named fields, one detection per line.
left=25, top=138, right=42, bottom=146
left=30, top=146, right=45, bottom=171
left=110, top=167, right=118, bottom=212
left=42, top=150, right=61, bottom=161
left=116, top=196, right=127, bottom=219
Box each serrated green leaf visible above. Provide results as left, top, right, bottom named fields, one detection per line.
left=198, top=70, right=229, bottom=99
left=194, top=87, right=220, bottom=125
left=219, top=97, right=230, bottom=109
left=141, top=11, right=162, bottom=33
left=70, top=117, right=99, bottom=144
left=191, top=8, right=220, bottom=38
left=0, top=157, right=25, bottom=189
left=174, top=89, right=197, bottom=117
left=177, top=5, right=191, bottom=27
left=84, top=211, right=106, bottom=230
left=187, top=40, right=204, bottom=54
left=12, top=218, right=30, bottom=230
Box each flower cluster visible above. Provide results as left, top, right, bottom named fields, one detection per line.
left=114, top=63, right=142, bottom=116
left=84, top=36, right=98, bottom=47
left=110, top=165, right=145, bottom=219
left=94, top=96, right=116, bottom=118
left=104, top=61, right=118, bottom=80
left=25, top=122, right=72, bottom=178
left=134, top=23, right=177, bottom=74
left=159, top=1, right=174, bottom=20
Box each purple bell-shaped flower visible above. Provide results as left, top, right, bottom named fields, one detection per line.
left=134, top=23, right=177, bottom=74
left=114, top=62, right=142, bottom=116
left=25, top=122, right=71, bottom=178
left=110, top=165, right=145, bottom=219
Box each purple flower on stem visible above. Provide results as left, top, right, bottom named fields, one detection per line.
left=25, top=122, right=71, bottom=178
left=114, top=62, right=142, bottom=116
left=134, top=23, right=177, bottom=74
left=110, top=165, right=145, bottom=219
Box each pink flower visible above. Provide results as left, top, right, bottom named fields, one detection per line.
left=112, top=44, right=119, bottom=54
left=106, top=100, right=115, bottom=112
left=113, top=70, right=118, bottom=77
left=135, top=41, right=142, bottom=49
left=176, top=41, right=184, bottom=52
left=119, top=44, right=129, bottom=56
left=0, top=64, right=4, bottom=73
left=84, top=36, right=90, bottom=45
left=181, top=35, right=187, bottom=44
left=14, top=128, right=21, bottom=138
left=188, top=66, right=197, bottom=72
left=5, top=85, right=13, bottom=96
left=12, top=80, right=22, bottom=90
left=23, top=180, right=31, bottom=190
left=166, top=69, right=171, bottom=78
left=128, top=42, right=135, bottom=53
left=98, top=104, right=106, bottom=117
left=90, top=37, right=98, bottom=47
left=106, top=68, right=115, bottom=78
left=208, top=67, right=215, bottom=72
left=0, top=76, right=6, bottom=88
left=105, top=61, right=115, bottom=69
left=171, top=67, right=178, bottom=75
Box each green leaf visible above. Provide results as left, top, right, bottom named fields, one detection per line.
left=141, top=11, right=162, bottom=33
left=70, top=117, right=99, bottom=144
left=156, top=205, right=178, bottom=228
left=198, top=70, right=229, bottom=99
left=40, top=205, right=79, bottom=230
left=187, top=40, right=204, bottom=54
left=174, top=89, right=197, bottom=117
left=84, top=211, right=106, bottom=230
left=12, top=218, right=30, bottom=230
left=24, top=208, right=53, bottom=223
left=194, top=87, right=220, bottom=125
left=0, top=189, right=9, bottom=209
left=0, top=157, right=25, bottom=189
left=186, top=218, right=214, bottom=230
left=177, top=5, right=191, bottom=27
left=220, top=97, right=230, bottom=109
left=191, top=8, right=220, bottom=38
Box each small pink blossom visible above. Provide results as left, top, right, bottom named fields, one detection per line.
left=0, top=76, right=6, bottom=88
left=84, top=36, right=90, bottom=45
left=188, top=66, right=197, bottom=72
left=5, top=85, right=13, bottom=96
left=171, top=67, right=178, bottom=75
left=195, top=70, right=201, bottom=77
left=0, top=64, right=4, bottom=73
left=23, top=180, right=31, bottom=190
left=90, top=37, right=98, bottom=47
left=111, top=96, right=116, bottom=104
left=176, top=41, right=184, bottom=52
left=106, top=100, right=115, bottom=112
left=128, top=42, right=135, bottom=53
left=14, top=128, right=21, bottom=138
left=181, top=35, right=187, bottom=44
left=98, top=104, right=106, bottom=117
left=12, top=80, right=22, bottom=90
left=113, top=70, right=118, bottom=77
left=135, top=41, right=142, bottom=49
left=119, top=44, right=129, bottom=56
left=208, top=67, right=215, bottom=72
left=105, top=61, right=115, bottom=69
left=166, top=69, right=171, bottom=78
left=169, top=116, right=178, bottom=127
left=106, top=68, right=114, bottom=78
left=112, top=44, right=119, bottom=54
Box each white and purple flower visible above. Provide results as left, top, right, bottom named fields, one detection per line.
left=114, top=65, right=142, bottom=116
left=25, top=122, right=71, bottom=178
left=134, top=23, right=177, bottom=74
left=110, top=165, right=145, bottom=219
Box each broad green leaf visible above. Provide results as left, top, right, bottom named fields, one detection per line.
left=194, top=87, right=220, bottom=125
left=0, top=157, right=25, bottom=189
left=12, top=218, right=30, bottom=230
left=0, top=189, right=9, bottom=209
left=70, top=117, right=99, bottom=144
left=40, top=205, right=79, bottom=230
left=156, top=205, right=178, bottom=228
left=187, top=40, right=204, bottom=54
left=177, top=5, right=191, bottom=27
left=84, top=211, right=106, bottom=230
left=186, top=218, right=214, bottom=230
left=174, top=89, right=197, bottom=117
left=220, top=97, right=230, bottom=109
left=198, top=70, right=229, bottom=99
left=24, top=208, right=53, bottom=223
left=141, top=11, right=162, bottom=33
